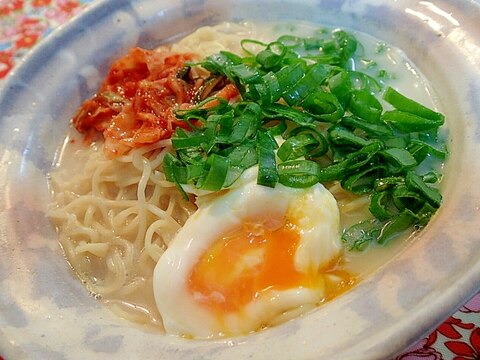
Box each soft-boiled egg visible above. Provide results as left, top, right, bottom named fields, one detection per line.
left=153, top=166, right=343, bottom=339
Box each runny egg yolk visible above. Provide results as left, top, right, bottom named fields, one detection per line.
left=188, top=220, right=325, bottom=314
left=154, top=179, right=357, bottom=338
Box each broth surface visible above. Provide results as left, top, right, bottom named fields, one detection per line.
left=49, top=21, right=445, bottom=333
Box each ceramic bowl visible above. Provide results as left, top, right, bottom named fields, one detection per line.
left=1, top=0, right=479, bottom=359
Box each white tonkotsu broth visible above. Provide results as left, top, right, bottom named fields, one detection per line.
left=48, top=22, right=444, bottom=335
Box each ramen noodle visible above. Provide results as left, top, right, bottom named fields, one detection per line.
left=48, top=22, right=445, bottom=338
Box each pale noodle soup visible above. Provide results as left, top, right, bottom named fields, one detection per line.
left=48, top=22, right=445, bottom=337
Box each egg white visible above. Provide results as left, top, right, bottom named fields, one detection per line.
left=153, top=166, right=341, bottom=338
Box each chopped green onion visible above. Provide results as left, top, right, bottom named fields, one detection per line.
left=405, top=171, right=442, bottom=207
left=317, top=161, right=348, bottom=182
left=369, top=191, right=398, bottom=221
left=380, top=148, right=417, bottom=174
left=302, top=91, right=345, bottom=122
left=288, top=126, right=329, bottom=158
left=328, top=125, right=371, bottom=148
left=342, top=219, right=382, bottom=251
left=341, top=164, right=385, bottom=194
left=415, top=202, right=438, bottom=226
left=348, top=71, right=383, bottom=93
left=283, top=63, right=330, bottom=106
left=349, top=89, right=383, bottom=122
left=392, top=184, right=425, bottom=211
left=422, top=170, right=442, bottom=184
left=230, top=64, right=262, bottom=84
left=382, top=110, right=444, bottom=133
left=163, top=153, right=189, bottom=200
left=256, top=41, right=287, bottom=70
left=257, top=131, right=279, bottom=187
left=277, top=134, right=318, bottom=161
left=374, top=176, right=405, bottom=191
left=407, top=139, right=447, bottom=162
left=377, top=209, right=417, bottom=244
left=200, top=154, right=229, bottom=191
left=340, top=116, right=393, bottom=138
left=278, top=160, right=321, bottom=188
left=262, top=103, right=314, bottom=125
left=229, top=102, right=262, bottom=143
left=328, top=70, right=353, bottom=107
left=240, top=39, right=267, bottom=56
left=332, top=29, right=358, bottom=63
left=263, top=119, right=287, bottom=136
left=162, top=27, right=447, bottom=252
left=383, top=86, right=444, bottom=121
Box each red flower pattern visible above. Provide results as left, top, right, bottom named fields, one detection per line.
left=0, top=0, right=24, bottom=16
left=0, top=2, right=479, bottom=360
left=0, top=0, right=89, bottom=79
left=426, top=316, right=476, bottom=346
left=13, top=17, right=46, bottom=48
left=399, top=316, right=480, bottom=360
left=0, top=50, right=14, bottom=78
left=445, top=328, right=480, bottom=360
left=32, top=0, right=52, bottom=7
left=396, top=338, right=443, bottom=360
left=56, top=0, right=79, bottom=13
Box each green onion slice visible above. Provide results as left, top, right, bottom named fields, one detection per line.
left=328, top=125, right=371, bottom=148
left=278, top=160, right=321, bottom=188
left=380, top=148, right=417, bottom=174
left=256, top=131, right=279, bottom=187
left=342, top=219, right=382, bottom=251
left=349, top=89, right=383, bottom=122
left=160, top=28, right=447, bottom=251
left=377, top=209, right=417, bottom=245
left=382, top=110, right=444, bottom=133
left=383, top=86, right=444, bottom=121
left=405, top=171, right=442, bottom=207
left=302, top=91, right=345, bottom=122
left=370, top=190, right=400, bottom=220
left=200, top=154, right=229, bottom=191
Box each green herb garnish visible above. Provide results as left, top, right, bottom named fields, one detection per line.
left=163, top=28, right=447, bottom=250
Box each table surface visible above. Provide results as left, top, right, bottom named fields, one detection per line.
left=0, top=1, right=478, bottom=359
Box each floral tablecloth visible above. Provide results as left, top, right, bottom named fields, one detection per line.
left=0, top=1, right=479, bottom=359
